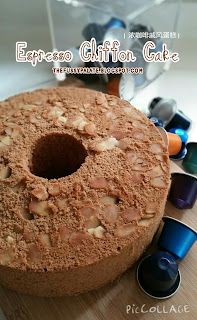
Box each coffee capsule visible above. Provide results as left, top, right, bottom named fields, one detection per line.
left=157, top=127, right=183, bottom=156
left=104, top=17, right=126, bottom=30
left=169, top=173, right=197, bottom=209
left=149, top=116, right=164, bottom=127
left=149, top=98, right=177, bottom=126
left=130, top=23, right=154, bottom=34
left=169, top=128, right=188, bottom=144
left=158, top=216, right=197, bottom=260
left=137, top=251, right=181, bottom=299
left=165, top=110, right=191, bottom=131
left=167, top=132, right=182, bottom=156
left=82, top=23, right=106, bottom=43
left=182, top=142, right=197, bottom=174
left=149, top=98, right=192, bottom=130
left=170, top=144, right=187, bottom=161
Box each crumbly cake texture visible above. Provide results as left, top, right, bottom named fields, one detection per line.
left=0, top=87, right=170, bottom=296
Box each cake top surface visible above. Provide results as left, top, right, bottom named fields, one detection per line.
left=0, top=87, right=170, bottom=271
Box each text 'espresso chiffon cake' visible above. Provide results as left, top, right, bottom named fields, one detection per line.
left=0, top=88, right=170, bottom=296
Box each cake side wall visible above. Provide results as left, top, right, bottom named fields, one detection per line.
left=0, top=207, right=164, bottom=297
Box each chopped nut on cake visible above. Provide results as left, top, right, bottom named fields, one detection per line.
left=29, top=200, right=51, bottom=217
left=116, top=224, right=136, bottom=237
left=0, top=165, right=11, bottom=179
left=0, top=135, right=12, bottom=148
left=89, top=177, right=108, bottom=189
left=89, top=137, right=118, bottom=152
left=31, top=185, right=49, bottom=201
left=87, top=226, right=106, bottom=238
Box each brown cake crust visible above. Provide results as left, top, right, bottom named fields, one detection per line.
left=0, top=87, right=170, bottom=296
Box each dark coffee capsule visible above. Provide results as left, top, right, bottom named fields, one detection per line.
left=182, top=142, right=197, bottom=174
left=137, top=251, right=181, bottom=299
left=82, top=23, right=106, bottom=43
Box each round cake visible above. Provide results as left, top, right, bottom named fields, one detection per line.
left=0, top=87, right=170, bottom=296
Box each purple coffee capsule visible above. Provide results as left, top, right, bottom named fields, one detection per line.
left=169, top=172, right=197, bottom=209
left=137, top=251, right=181, bottom=299
left=158, top=216, right=197, bottom=260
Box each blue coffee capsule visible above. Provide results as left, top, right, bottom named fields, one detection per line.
left=169, top=173, right=197, bottom=209
left=137, top=251, right=181, bottom=299
left=82, top=23, right=106, bottom=43
left=169, top=128, right=188, bottom=144
left=149, top=116, right=164, bottom=127
left=165, top=110, right=191, bottom=131
left=158, top=217, right=197, bottom=260
left=104, top=17, right=126, bottom=30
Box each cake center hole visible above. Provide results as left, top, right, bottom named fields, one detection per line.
left=30, top=133, right=87, bottom=179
